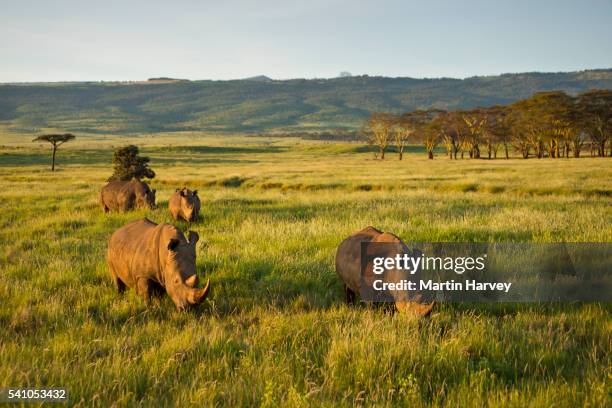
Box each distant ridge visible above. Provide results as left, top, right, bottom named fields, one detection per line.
left=147, top=77, right=188, bottom=82
left=1, top=69, right=610, bottom=134
left=242, top=75, right=273, bottom=82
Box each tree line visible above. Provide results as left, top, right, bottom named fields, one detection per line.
left=364, top=89, right=611, bottom=160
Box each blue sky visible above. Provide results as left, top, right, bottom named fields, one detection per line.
left=1, top=0, right=611, bottom=82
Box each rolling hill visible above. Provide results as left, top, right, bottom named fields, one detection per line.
left=1, top=69, right=611, bottom=134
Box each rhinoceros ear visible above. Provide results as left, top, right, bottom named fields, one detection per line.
left=187, top=231, right=199, bottom=246
left=167, top=238, right=180, bottom=251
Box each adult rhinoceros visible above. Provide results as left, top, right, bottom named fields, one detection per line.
left=100, top=179, right=156, bottom=212
left=169, top=188, right=200, bottom=222
left=335, top=226, right=434, bottom=316
left=107, top=218, right=210, bottom=310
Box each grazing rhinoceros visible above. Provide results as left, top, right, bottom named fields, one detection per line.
left=335, top=226, right=434, bottom=316
left=100, top=179, right=156, bottom=212
left=107, top=218, right=210, bottom=310
left=169, top=188, right=200, bottom=222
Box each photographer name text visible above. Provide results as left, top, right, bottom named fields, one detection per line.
left=372, top=279, right=512, bottom=292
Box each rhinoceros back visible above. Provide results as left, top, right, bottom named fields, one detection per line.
left=107, top=218, right=164, bottom=288
left=168, top=191, right=182, bottom=219
left=101, top=180, right=150, bottom=212
left=101, top=180, right=130, bottom=211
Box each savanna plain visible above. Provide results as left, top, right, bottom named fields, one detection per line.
left=0, top=130, right=610, bottom=407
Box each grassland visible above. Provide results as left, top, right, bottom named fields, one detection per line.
left=0, top=131, right=610, bottom=407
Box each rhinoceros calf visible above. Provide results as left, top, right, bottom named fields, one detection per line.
left=100, top=179, right=156, bottom=212
left=169, top=188, right=200, bottom=222
left=107, top=218, right=210, bottom=310
left=335, top=226, right=434, bottom=316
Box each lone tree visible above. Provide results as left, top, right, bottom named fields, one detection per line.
left=108, top=145, right=155, bottom=182
left=32, top=133, right=76, bottom=171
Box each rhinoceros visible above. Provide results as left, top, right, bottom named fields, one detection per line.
left=335, top=226, right=434, bottom=316
left=169, top=188, right=200, bottom=222
left=100, top=179, right=156, bottom=212
left=107, top=218, right=210, bottom=310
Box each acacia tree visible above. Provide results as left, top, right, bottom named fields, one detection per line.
left=578, top=89, right=612, bottom=157
left=480, top=108, right=502, bottom=159
left=399, top=109, right=441, bottom=159
left=512, top=91, right=577, bottom=159
left=446, top=111, right=469, bottom=159
left=541, top=92, right=576, bottom=159
left=548, top=119, right=575, bottom=158
left=32, top=133, right=76, bottom=171
left=440, top=110, right=473, bottom=159
left=511, top=132, right=531, bottom=158
left=527, top=123, right=546, bottom=158
left=365, top=113, right=393, bottom=159
left=485, top=106, right=513, bottom=159
left=392, top=114, right=415, bottom=160
left=462, top=110, right=487, bottom=159
left=429, top=111, right=456, bottom=160
left=512, top=96, right=548, bottom=158
left=505, top=105, right=530, bottom=159
left=416, top=110, right=444, bottom=159
left=422, top=130, right=438, bottom=159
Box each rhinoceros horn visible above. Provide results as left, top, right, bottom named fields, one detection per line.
left=188, top=278, right=210, bottom=305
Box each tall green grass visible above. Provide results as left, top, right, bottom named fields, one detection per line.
left=0, top=134, right=610, bottom=406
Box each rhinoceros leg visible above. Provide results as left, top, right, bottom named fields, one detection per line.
left=113, top=275, right=126, bottom=294
left=109, top=263, right=126, bottom=293
left=136, top=278, right=152, bottom=305
left=344, top=284, right=356, bottom=304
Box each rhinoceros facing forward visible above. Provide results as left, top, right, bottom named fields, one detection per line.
left=335, top=226, right=434, bottom=317
left=169, top=188, right=200, bottom=222
left=100, top=179, right=156, bottom=212
left=107, top=218, right=210, bottom=310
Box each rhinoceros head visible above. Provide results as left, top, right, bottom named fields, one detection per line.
left=372, top=232, right=434, bottom=317
left=146, top=189, right=157, bottom=209
left=133, top=179, right=156, bottom=209
left=141, top=188, right=156, bottom=209
left=164, top=231, right=210, bottom=310
left=178, top=189, right=198, bottom=222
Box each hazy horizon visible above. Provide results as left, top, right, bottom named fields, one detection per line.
left=1, top=0, right=611, bottom=83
